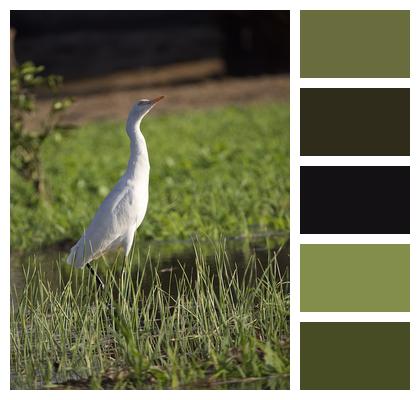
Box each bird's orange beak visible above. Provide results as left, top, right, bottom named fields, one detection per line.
left=150, top=96, right=165, bottom=105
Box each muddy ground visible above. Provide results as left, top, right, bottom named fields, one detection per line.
left=33, top=59, right=289, bottom=125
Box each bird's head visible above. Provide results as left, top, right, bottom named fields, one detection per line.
left=126, top=96, right=165, bottom=133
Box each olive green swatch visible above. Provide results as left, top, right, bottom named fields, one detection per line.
left=300, top=88, right=410, bottom=156
left=301, top=10, right=410, bottom=77
left=301, top=244, right=409, bottom=312
left=300, top=322, right=410, bottom=389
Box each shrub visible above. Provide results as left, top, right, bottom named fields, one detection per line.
left=10, top=61, right=73, bottom=197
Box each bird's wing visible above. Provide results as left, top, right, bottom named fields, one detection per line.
left=67, top=181, right=137, bottom=267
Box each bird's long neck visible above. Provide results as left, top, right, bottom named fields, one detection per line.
left=126, top=116, right=150, bottom=179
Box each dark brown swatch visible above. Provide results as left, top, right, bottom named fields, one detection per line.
left=300, top=166, right=410, bottom=234
left=300, top=88, right=410, bottom=156
left=300, top=322, right=410, bottom=389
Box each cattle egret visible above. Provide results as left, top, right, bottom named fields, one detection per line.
left=67, top=96, right=164, bottom=287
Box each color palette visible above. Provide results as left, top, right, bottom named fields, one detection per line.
left=300, top=166, right=410, bottom=234
left=300, top=322, right=410, bottom=389
left=300, top=244, right=410, bottom=312
left=300, top=10, right=410, bottom=78
left=300, top=88, right=410, bottom=156
left=299, top=8, right=411, bottom=391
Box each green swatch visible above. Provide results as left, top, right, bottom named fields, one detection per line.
left=301, top=244, right=409, bottom=312
left=301, top=322, right=410, bottom=390
left=301, top=10, right=410, bottom=77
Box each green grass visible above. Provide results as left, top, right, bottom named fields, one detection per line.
left=11, top=240, right=290, bottom=389
left=11, top=103, right=289, bottom=251
left=11, top=103, right=290, bottom=389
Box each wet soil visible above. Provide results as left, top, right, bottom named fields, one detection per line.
left=30, top=59, right=289, bottom=126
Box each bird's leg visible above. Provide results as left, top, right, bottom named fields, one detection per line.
left=86, top=262, right=105, bottom=290
left=121, top=256, right=129, bottom=291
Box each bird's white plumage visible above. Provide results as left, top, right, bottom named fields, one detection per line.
left=67, top=98, right=162, bottom=268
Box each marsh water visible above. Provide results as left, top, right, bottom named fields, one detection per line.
left=11, top=233, right=289, bottom=304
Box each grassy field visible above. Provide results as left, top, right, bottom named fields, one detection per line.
left=11, top=241, right=289, bottom=389
left=11, top=102, right=290, bottom=389
left=11, top=103, right=289, bottom=251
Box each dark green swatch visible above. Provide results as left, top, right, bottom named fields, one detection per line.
left=300, top=244, right=410, bottom=312
left=301, top=10, right=410, bottom=77
left=301, top=322, right=410, bottom=389
left=300, top=88, right=410, bottom=156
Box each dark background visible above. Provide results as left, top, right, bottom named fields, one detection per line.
left=11, top=10, right=290, bottom=80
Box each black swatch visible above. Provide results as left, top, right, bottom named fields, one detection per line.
left=300, top=166, right=410, bottom=234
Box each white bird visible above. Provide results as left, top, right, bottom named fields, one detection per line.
left=67, top=96, right=164, bottom=286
